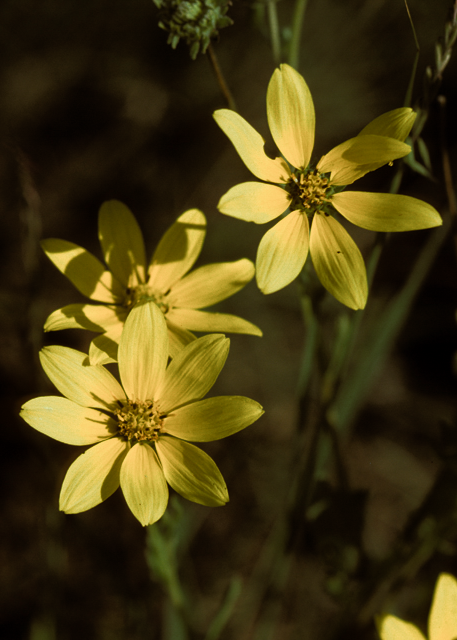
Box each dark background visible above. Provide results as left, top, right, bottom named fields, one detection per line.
left=1, top=0, right=457, bottom=638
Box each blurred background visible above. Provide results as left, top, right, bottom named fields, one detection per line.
left=1, top=0, right=457, bottom=638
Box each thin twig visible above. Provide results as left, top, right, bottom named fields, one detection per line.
left=438, top=95, right=457, bottom=219
left=207, top=43, right=237, bottom=111
left=403, top=0, right=420, bottom=108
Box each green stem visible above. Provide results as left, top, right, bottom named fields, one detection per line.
left=329, top=221, right=448, bottom=438
left=288, top=0, right=308, bottom=69
left=267, top=0, right=281, bottom=64
left=296, top=294, right=319, bottom=400
left=403, top=0, right=420, bottom=108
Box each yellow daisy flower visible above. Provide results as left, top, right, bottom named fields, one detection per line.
left=42, top=200, right=262, bottom=364
left=377, top=573, right=457, bottom=640
left=21, top=300, right=264, bottom=526
left=213, top=64, right=442, bottom=309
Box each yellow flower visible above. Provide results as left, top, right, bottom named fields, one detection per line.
left=21, top=300, right=264, bottom=526
left=377, top=573, right=457, bottom=640
left=42, top=200, right=262, bottom=364
left=214, top=64, right=442, bottom=309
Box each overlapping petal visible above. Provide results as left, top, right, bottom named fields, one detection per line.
left=256, top=210, right=310, bottom=294
left=166, top=308, right=262, bottom=336
left=89, top=328, right=123, bottom=365
left=358, top=107, right=416, bottom=141
left=332, top=191, right=442, bottom=231
left=98, top=200, right=146, bottom=288
left=41, top=239, right=125, bottom=303
left=120, top=442, right=169, bottom=526
left=310, top=214, right=367, bottom=310
left=20, top=396, right=116, bottom=445
left=39, top=346, right=125, bottom=410
left=213, top=109, right=290, bottom=183
left=218, top=181, right=290, bottom=223
left=428, top=573, right=457, bottom=640
left=157, top=334, right=229, bottom=413
left=118, top=300, right=168, bottom=401
left=157, top=436, right=228, bottom=506
left=267, top=63, right=315, bottom=170
left=167, top=259, right=255, bottom=308
left=44, top=303, right=125, bottom=333
left=164, top=396, right=264, bottom=442
left=147, top=209, right=206, bottom=290
left=59, top=437, right=129, bottom=513
left=166, top=320, right=197, bottom=358
left=317, top=135, right=411, bottom=185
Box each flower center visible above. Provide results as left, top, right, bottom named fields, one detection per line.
left=115, top=399, right=165, bottom=442
left=123, top=284, right=169, bottom=314
left=286, top=169, right=330, bottom=215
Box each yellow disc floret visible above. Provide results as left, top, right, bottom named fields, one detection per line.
left=116, top=398, right=165, bottom=442
left=287, top=169, right=330, bottom=215
left=123, top=284, right=169, bottom=314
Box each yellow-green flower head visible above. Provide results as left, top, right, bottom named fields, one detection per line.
left=21, top=301, right=264, bottom=526
left=153, top=0, right=233, bottom=59
left=41, top=201, right=261, bottom=365
left=213, top=64, right=442, bottom=309
left=377, top=573, right=457, bottom=640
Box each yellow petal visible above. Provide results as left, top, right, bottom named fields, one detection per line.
left=44, top=303, right=125, bottom=332
left=167, top=259, right=255, bottom=308
left=39, top=346, right=126, bottom=410
left=428, top=573, right=457, bottom=640
left=267, top=63, right=315, bottom=169
left=98, top=200, right=146, bottom=288
left=218, top=181, right=290, bottom=223
left=41, top=239, right=125, bottom=303
left=60, top=437, right=129, bottom=513
left=118, top=300, right=168, bottom=401
left=157, top=334, right=229, bottom=413
left=354, top=109, right=417, bottom=174
left=213, top=109, right=290, bottom=183
left=332, top=191, right=442, bottom=231
left=148, top=209, right=206, bottom=290
left=163, top=396, right=264, bottom=442
left=89, top=329, right=122, bottom=365
left=120, top=442, right=169, bottom=526
left=157, top=436, right=228, bottom=506
left=256, top=210, right=310, bottom=294
left=358, top=108, right=416, bottom=141
left=377, top=615, right=426, bottom=640
left=317, top=135, right=411, bottom=185
left=20, top=396, right=116, bottom=445
left=166, top=308, right=262, bottom=337
left=310, top=214, right=367, bottom=310
left=166, top=320, right=197, bottom=358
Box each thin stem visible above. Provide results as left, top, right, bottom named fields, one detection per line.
left=296, top=294, right=319, bottom=401
left=267, top=0, right=282, bottom=64
left=403, top=0, right=420, bottom=107
left=438, top=95, right=457, bottom=219
left=207, top=43, right=237, bottom=111
left=288, top=0, right=308, bottom=69
left=329, top=221, right=447, bottom=438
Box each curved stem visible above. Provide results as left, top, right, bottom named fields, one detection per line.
left=207, top=43, right=237, bottom=111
